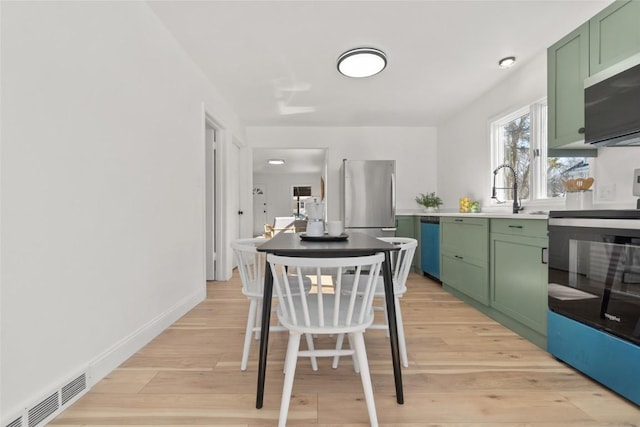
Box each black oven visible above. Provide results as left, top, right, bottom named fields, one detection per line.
left=548, top=210, right=640, bottom=346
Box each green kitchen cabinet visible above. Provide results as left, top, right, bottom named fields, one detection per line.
left=395, top=215, right=415, bottom=238
left=440, top=217, right=489, bottom=305
left=589, top=0, right=640, bottom=75
left=547, top=0, right=640, bottom=154
left=395, top=215, right=421, bottom=271
left=547, top=22, right=590, bottom=151
left=490, top=219, right=548, bottom=347
left=439, top=216, right=549, bottom=349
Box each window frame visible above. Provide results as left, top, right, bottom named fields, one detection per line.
left=490, top=97, right=591, bottom=206
left=490, top=103, right=535, bottom=203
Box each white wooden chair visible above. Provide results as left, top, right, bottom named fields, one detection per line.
left=231, top=238, right=317, bottom=371
left=267, top=252, right=385, bottom=427
left=333, top=237, right=417, bottom=369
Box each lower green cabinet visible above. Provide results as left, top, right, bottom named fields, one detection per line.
left=490, top=219, right=549, bottom=348
left=395, top=215, right=421, bottom=271
left=440, top=217, right=489, bottom=305
left=490, top=232, right=548, bottom=335
left=441, top=253, right=488, bottom=304
left=395, top=215, right=415, bottom=238
left=440, top=216, right=549, bottom=349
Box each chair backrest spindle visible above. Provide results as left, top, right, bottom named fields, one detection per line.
left=267, top=253, right=385, bottom=334
left=378, top=237, right=417, bottom=294
left=231, top=238, right=269, bottom=298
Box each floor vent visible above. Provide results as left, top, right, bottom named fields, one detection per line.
left=5, top=370, right=89, bottom=427
left=61, top=373, right=87, bottom=405
left=5, top=417, right=23, bottom=427
left=27, top=392, right=59, bottom=427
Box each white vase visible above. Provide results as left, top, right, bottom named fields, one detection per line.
left=423, top=206, right=436, bottom=213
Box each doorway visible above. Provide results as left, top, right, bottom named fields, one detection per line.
left=205, top=118, right=217, bottom=281
left=253, top=183, right=267, bottom=236
left=252, top=148, right=327, bottom=232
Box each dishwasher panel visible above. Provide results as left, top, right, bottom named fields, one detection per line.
left=420, top=216, right=440, bottom=281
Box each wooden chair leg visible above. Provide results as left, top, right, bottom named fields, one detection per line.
left=332, top=334, right=344, bottom=369
left=241, top=298, right=258, bottom=371
left=305, top=334, right=318, bottom=371
left=332, top=333, right=359, bottom=371
left=351, top=332, right=378, bottom=427
left=279, top=333, right=301, bottom=427
left=395, top=296, right=409, bottom=368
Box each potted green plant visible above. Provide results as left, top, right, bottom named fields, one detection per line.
left=415, top=192, right=443, bottom=212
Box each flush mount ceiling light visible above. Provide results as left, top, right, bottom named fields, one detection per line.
left=268, top=159, right=285, bottom=165
left=498, top=56, right=516, bottom=69
left=337, top=47, right=387, bottom=78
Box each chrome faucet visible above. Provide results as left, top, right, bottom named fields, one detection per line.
left=491, top=164, right=522, bottom=214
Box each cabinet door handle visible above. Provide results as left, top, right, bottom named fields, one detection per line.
left=454, top=219, right=463, bottom=222
left=541, top=247, right=548, bottom=264
left=454, top=255, right=464, bottom=260
left=578, top=127, right=585, bottom=134
left=508, top=225, right=523, bottom=229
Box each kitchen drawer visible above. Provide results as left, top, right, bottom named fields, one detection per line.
left=441, top=254, right=489, bottom=305
left=441, top=217, right=489, bottom=262
left=491, top=218, right=547, bottom=239
left=441, top=216, right=487, bottom=227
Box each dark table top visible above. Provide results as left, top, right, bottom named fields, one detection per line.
left=257, top=231, right=398, bottom=257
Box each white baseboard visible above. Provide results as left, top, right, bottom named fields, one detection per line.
left=87, top=286, right=206, bottom=386
left=1, top=285, right=205, bottom=427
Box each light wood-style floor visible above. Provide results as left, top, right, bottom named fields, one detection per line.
left=50, top=272, right=639, bottom=426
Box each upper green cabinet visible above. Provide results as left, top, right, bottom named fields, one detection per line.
left=590, top=0, right=640, bottom=75
left=547, top=23, right=589, bottom=150
left=547, top=0, right=640, bottom=153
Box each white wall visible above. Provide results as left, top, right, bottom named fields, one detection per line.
left=438, top=52, right=548, bottom=211
left=438, top=51, right=640, bottom=212
left=1, top=1, right=243, bottom=421
left=591, top=146, right=639, bottom=208
left=246, top=127, right=438, bottom=221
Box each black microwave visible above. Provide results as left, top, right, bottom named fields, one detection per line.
left=584, top=58, right=640, bottom=147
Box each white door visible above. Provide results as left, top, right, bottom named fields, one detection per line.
left=205, top=122, right=216, bottom=280
left=229, top=140, right=241, bottom=250
left=253, top=183, right=267, bottom=236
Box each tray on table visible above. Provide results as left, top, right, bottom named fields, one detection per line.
left=299, top=233, right=349, bottom=242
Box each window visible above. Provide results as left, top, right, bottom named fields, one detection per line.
left=491, top=99, right=590, bottom=203
left=292, top=186, right=312, bottom=217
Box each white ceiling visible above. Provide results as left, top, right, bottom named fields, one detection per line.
left=148, top=0, right=612, bottom=128
left=252, top=148, right=326, bottom=174
left=148, top=1, right=611, bottom=175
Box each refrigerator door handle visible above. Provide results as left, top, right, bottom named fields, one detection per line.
left=391, top=171, right=396, bottom=219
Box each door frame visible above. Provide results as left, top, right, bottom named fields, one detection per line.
left=204, top=117, right=217, bottom=281
left=202, top=107, right=228, bottom=281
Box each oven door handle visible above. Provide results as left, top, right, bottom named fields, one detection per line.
left=541, top=247, right=548, bottom=264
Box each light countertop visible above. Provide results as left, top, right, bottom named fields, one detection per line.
left=397, top=210, right=549, bottom=220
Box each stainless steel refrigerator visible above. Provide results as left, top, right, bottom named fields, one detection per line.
left=341, top=159, right=396, bottom=237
